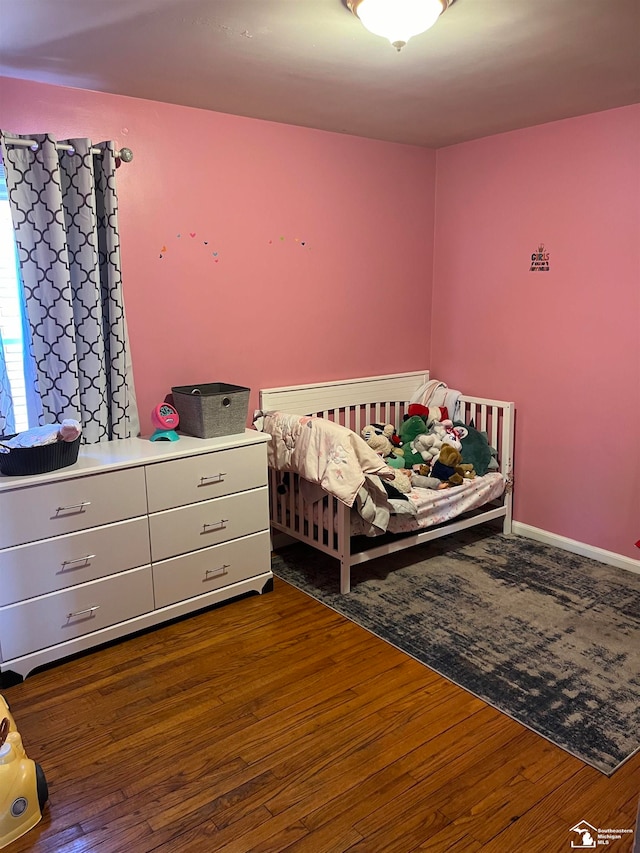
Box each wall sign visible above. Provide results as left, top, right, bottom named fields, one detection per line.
left=530, top=242, right=550, bottom=272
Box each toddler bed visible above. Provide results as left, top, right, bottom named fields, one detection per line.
left=258, top=370, right=514, bottom=593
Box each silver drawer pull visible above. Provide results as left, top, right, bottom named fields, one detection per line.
left=56, top=501, right=91, bottom=513
left=60, top=555, right=95, bottom=571
left=204, top=564, right=230, bottom=580
left=67, top=605, right=100, bottom=619
left=202, top=519, right=228, bottom=533
left=199, top=473, right=226, bottom=485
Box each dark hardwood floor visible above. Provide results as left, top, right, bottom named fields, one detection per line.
left=3, top=576, right=639, bottom=852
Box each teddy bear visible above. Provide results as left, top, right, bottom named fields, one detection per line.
left=408, top=433, right=441, bottom=468
left=430, top=444, right=476, bottom=487
left=361, top=424, right=405, bottom=469
left=418, top=419, right=469, bottom=471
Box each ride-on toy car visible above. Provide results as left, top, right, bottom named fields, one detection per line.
left=0, top=694, right=48, bottom=850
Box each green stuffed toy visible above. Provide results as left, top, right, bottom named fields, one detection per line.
left=397, top=415, right=429, bottom=468
left=454, top=420, right=498, bottom=476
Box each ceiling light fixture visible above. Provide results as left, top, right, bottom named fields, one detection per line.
left=347, top=0, right=453, bottom=52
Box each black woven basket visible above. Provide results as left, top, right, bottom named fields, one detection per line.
left=0, top=436, right=81, bottom=476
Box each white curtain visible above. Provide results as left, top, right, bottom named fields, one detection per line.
left=0, top=132, right=139, bottom=443
left=0, top=327, right=14, bottom=435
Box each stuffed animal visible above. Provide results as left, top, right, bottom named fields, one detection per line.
left=387, top=468, right=412, bottom=494
left=360, top=424, right=405, bottom=468
left=398, top=415, right=427, bottom=445
left=430, top=444, right=476, bottom=487
left=408, top=433, right=441, bottom=468
left=406, top=403, right=448, bottom=424
left=378, top=467, right=413, bottom=499
left=387, top=424, right=403, bottom=451
left=398, top=417, right=467, bottom=472
left=453, top=420, right=498, bottom=476
left=429, top=419, right=468, bottom=452
left=410, top=470, right=443, bottom=490
left=397, top=415, right=429, bottom=467
left=416, top=419, right=469, bottom=473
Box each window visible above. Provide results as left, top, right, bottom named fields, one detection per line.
left=0, top=163, right=29, bottom=432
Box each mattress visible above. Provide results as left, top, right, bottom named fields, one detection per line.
left=351, top=472, right=506, bottom=535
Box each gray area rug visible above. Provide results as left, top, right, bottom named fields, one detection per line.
left=271, top=526, right=640, bottom=775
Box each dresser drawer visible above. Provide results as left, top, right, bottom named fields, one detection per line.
left=0, top=467, right=148, bottom=549
left=152, top=530, right=271, bottom=608
left=0, top=518, right=151, bottom=607
left=145, top=443, right=267, bottom=512
left=0, top=566, right=154, bottom=661
left=149, top=487, right=269, bottom=561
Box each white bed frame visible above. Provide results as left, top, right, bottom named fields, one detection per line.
left=260, top=370, right=515, bottom=593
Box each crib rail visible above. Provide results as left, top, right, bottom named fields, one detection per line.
left=459, top=395, right=514, bottom=482
left=269, top=470, right=341, bottom=556
left=260, top=370, right=429, bottom=418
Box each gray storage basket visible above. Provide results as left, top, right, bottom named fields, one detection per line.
left=171, top=382, right=250, bottom=438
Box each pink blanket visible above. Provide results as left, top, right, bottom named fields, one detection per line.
left=258, top=411, right=394, bottom=508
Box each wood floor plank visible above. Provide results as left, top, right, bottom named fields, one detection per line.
left=303, top=765, right=419, bottom=836
left=347, top=807, right=452, bottom=853
left=281, top=819, right=364, bottom=853
left=548, top=761, right=640, bottom=828
left=417, top=820, right=485, bottom=852
left=3, top=577, right=638, bottom=853
left=466, top=814, right=573, bottom=853
left=301, top=705, right=506, bottom=834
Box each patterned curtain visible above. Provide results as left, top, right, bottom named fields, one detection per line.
left=0, top=132, right=139, bottom=443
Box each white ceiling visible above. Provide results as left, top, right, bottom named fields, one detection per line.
left=0, top=0, right=638, bottom=148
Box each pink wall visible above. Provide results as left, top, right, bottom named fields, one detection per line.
left=432, top=105, right=640, bottom=560
left=0, top=77, right=436, bottom=433
left=2, top=77, right=638, bottom=563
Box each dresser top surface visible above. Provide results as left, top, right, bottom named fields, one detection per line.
left=0, top=430, right=269, bottom=493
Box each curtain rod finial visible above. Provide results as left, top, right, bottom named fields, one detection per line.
left=117, top=147, right=133, bottom=163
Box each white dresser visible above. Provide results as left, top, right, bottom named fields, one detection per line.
left=0, top=431, right=272, bottom=683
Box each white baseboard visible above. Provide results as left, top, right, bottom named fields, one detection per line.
left=512, top=522, right=640, bottom=577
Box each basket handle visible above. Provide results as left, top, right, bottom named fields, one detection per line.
left=188, top=388, right=231, bottom=406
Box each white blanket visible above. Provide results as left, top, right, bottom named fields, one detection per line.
left=410, top=379, right=462, bottom=423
